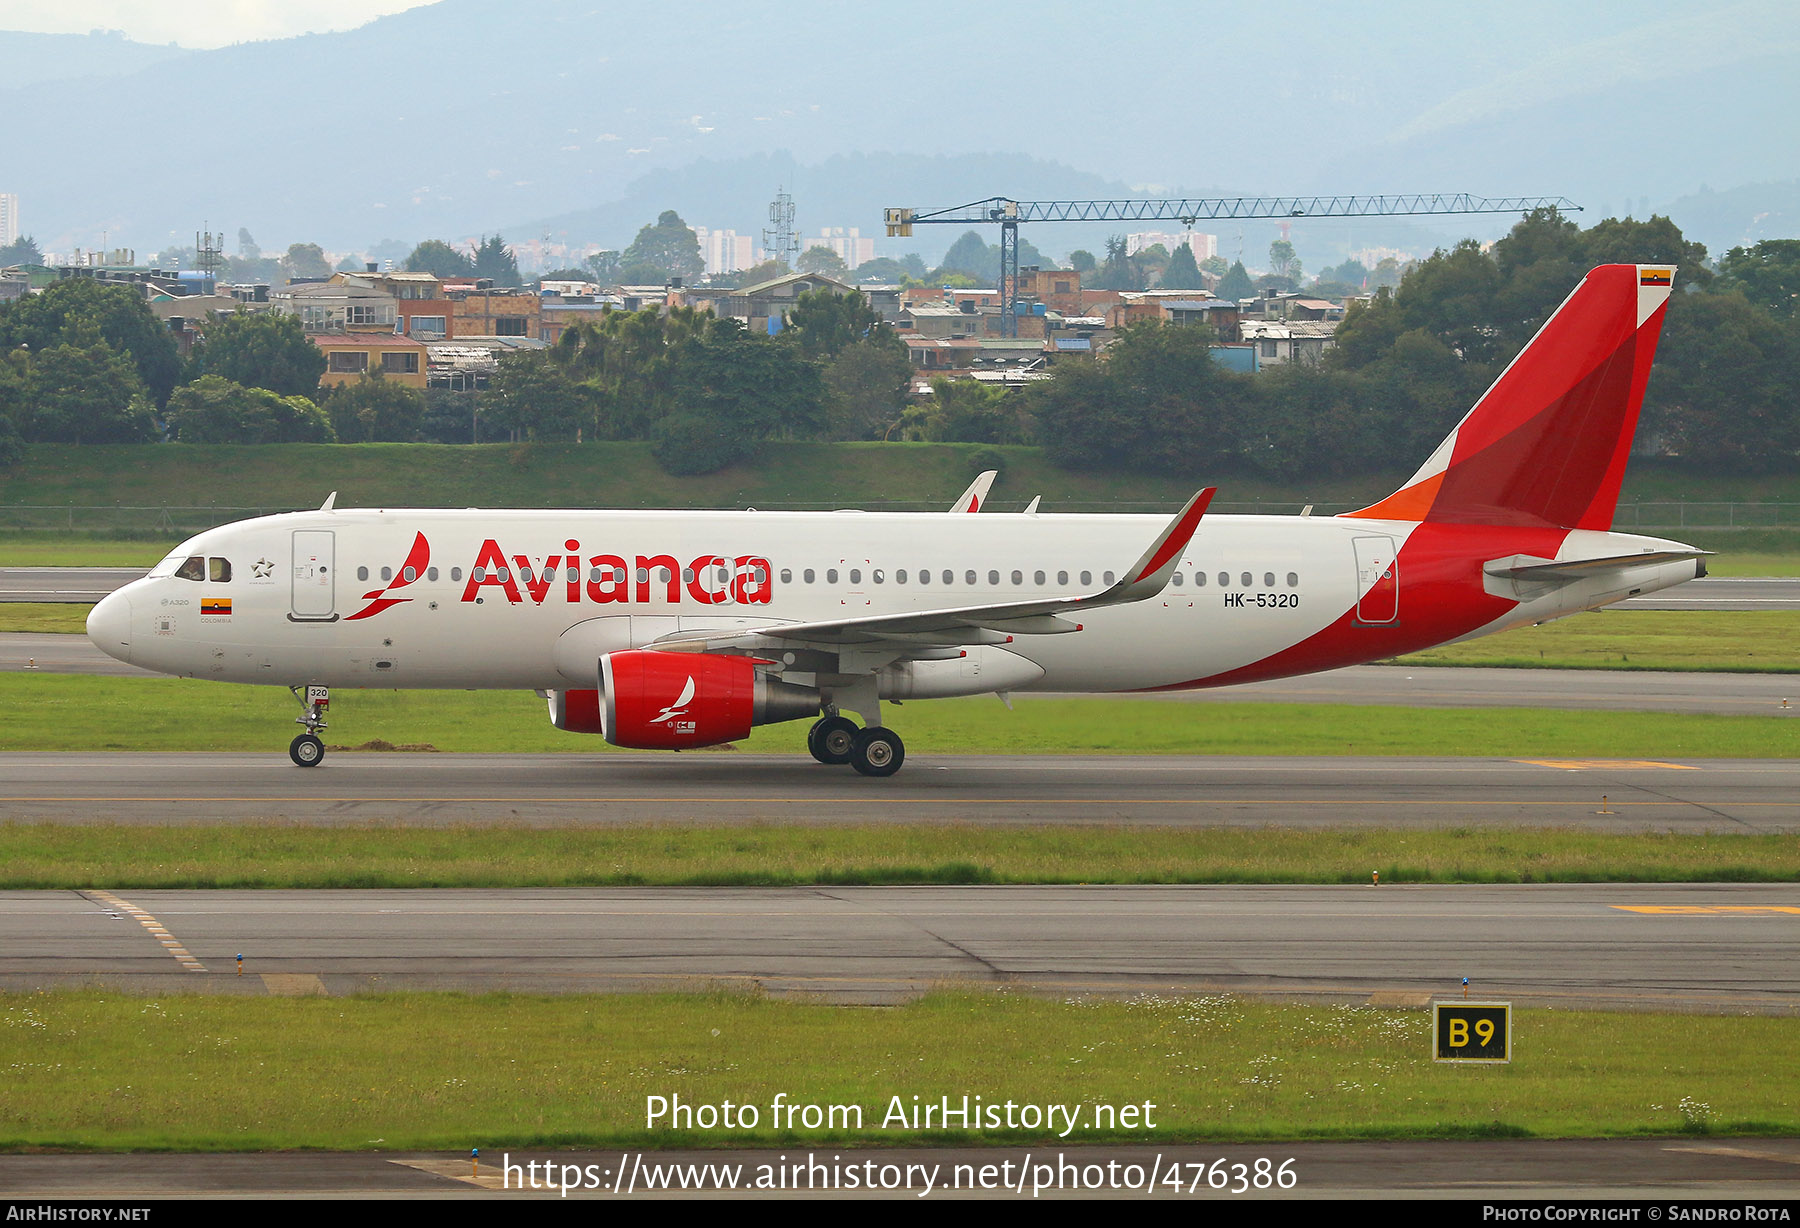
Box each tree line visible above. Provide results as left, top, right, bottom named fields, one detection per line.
left=2, top=209, right=1792, bottom=480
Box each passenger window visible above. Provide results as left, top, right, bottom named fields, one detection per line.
left=428, top=567, right=439, bottom=581
left=1171, top=572, right=1183, bottom=586
left=451, top=567, right=463, bottom=581
left=1034, top=570, right=1046, bottom=585
left=896, top=569, right=907, bottom=584
left=988, top=570, right=999, bottom=585
left=717, top=566, right=729, bottom=583
left=1195, top=571, right=1207, bottom=586
left=1080, top=570, right=1092, bottom=585
left=567, top=566, right=578, bottom=582
left=175, top=555, right=205, bottom=582
left=1218, top=572, right=1229, bottom=587
left=381, top=566, right=393, bottom=581
left=682, top=568, right=695, bottom=583
left=827, top=568, right=839, bottom=584
left=1287, top=572, right=1298, bottom=587
left=209, top=558, right=231, bottom=582
left=357, top=566, right=369, bottom=582
left=635, top=568, right=648, bottom=583
left=804, top=569, right=816, bottom=584
left=404, top=567, right=418, bottom=583
left=964, top=570, right=975, bottom=585
left=1011, top=570, right=1023, bottom=585
left=873, top=569, right=885, bottom=584
left=1264, top=572, right=1275, bottom=587
left=1241, top=572, right=1252, bottom=587
left=1057, top=570, right=1068, bottom=585
left=780, top=568, right=792, bottom=584
left=473, top=566, right=488, bottom=582
left=1104, top=571, right=1115, bottom=584
left=917, top=570, right=928, bottom=585
left=849, top=569, right=862, bottom=584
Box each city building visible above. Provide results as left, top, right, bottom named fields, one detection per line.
left=312, top=333, right=429, bottom=388
left=332, top=269, right=455, bottom=340
left=1126, top=230, right=1217, bottom=261
left=693, top=226, right=756, bottom=276
left=0, top=193, right=17, bottom=246
left=802, top=227, right=874, bottom=270
left=271, top=280, right=399, bottom=333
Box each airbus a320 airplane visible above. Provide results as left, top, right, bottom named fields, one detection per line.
left=89, top=265, right=1703, bottom=776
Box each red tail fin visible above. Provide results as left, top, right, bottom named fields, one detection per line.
left=1347, top=264, right=1674, bottom=530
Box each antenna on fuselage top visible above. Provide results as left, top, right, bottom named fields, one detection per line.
left=319, top=491, right=338, bottom=512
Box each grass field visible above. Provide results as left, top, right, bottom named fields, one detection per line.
left=1394, top=610, right=1800, bottom=672
left=2, top=823, right=1793, bottom=889
left=1, top=990, right=1792, bottom=1149
left=3, top=673, right=1796, bottom=757
left=0, top=603, right=89, bottom=633
left=4, top=441, right=1798, bottom=529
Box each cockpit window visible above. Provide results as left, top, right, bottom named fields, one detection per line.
left=208, top=557, right=232, bottom=583
left=174, top=555, right=206, bottom=582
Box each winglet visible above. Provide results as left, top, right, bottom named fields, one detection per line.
left=319, top=491, right=338, bottom=512
left=950, top=470, right=997, bottom=513
left=1101, top=487, right=1215, bottom=602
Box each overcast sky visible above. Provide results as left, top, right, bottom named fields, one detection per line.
left=0, top=0, right=435, bottom=47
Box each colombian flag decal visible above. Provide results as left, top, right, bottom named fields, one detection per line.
left=1640, top=268, right=1673, bottom=286
left=201, top=597, right=232, bottom=616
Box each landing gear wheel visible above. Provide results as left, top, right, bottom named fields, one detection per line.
left=289, top=733, right=325, bottom=768
left=850, top=727, right=905, bottom=778
left=808, top=715, right=858, bottom=765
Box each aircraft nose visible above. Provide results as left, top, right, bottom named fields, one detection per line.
left=87, top=590, right=133, bottom=664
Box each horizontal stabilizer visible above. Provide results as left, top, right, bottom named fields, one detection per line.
left=1485, top=549, right=1708, bottom=582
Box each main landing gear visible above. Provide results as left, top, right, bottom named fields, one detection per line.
left=806, top=714, right=905, bottom=778
left=288, top=684, right=330, bottom=768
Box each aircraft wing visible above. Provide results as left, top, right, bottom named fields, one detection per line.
left=652, top=488, right=1215, bottom=654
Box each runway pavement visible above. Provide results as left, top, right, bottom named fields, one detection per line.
left=0, top=566, right=146, bottom=602
left=2, top=566, right=1796, bottom=607
left=4, top=1139, right=1800, bottom=1199
left=4, top=883, right=1796, bottom=1009
left=1, top=751, right=1796, bottom=830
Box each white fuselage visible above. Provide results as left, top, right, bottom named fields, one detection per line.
left=89, top=507, right=1703, bottom=697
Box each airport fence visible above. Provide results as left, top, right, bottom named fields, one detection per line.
left=4, top=500, right=1800, bottom=535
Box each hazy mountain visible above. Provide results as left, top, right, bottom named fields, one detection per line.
left=0, top=0, right=1791, bottom=266
left=0, top=29, right=189, bottom=91
left=1656, top=181, right=1800, bottom=256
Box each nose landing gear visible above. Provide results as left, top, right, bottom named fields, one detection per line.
left=288, top=684, right=330, bottom=767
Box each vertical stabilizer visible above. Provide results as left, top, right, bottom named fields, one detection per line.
left=1347, top=264, right=1674, bottom=530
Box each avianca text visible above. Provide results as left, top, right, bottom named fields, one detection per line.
left=460, top=540, right=774, bottom=606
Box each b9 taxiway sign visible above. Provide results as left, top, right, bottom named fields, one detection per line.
left=1433, top=1001, right=1511, bottom=1063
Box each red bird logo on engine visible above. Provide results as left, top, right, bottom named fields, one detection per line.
left=345, top=532, right=430, bottom=621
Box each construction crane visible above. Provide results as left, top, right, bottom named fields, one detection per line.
left=884, top=194, right=1581, bottom=337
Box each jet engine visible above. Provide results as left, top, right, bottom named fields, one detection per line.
left=549, top=650, right=820, bottom=749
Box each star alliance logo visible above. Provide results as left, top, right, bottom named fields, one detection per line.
left=251, top=558, right=274, bottom=579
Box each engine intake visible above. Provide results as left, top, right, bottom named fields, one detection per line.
left=550, top=650, right=820, bottom=749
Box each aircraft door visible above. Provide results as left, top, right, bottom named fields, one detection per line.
left=291, top=530, right=337, bottom=620
left=1353, top=535, right=1399, bottom=624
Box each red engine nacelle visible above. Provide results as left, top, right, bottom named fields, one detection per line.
left=546, top=688, right=605, bottom=734
left=550, top=650, right=819, bottom=749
